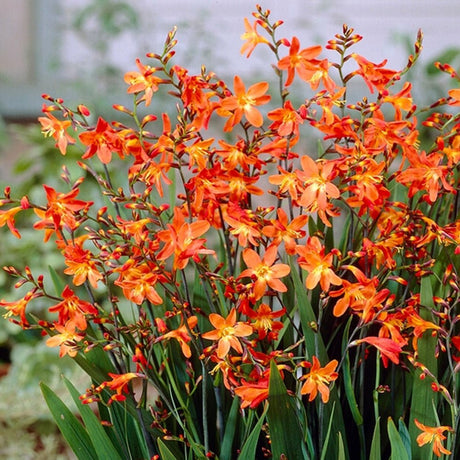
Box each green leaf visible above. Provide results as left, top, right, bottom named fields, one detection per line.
left=369, top=418, right=381, bottom=460
left=342, top=318, right=363, bottom=426
left=267, top=360, right=307, bottom=460
left=409, top=276, right=438, bottom=459
left=341, top=317, right=365, bottom=459
left=238, top=405, right=268, bottom=460
left=48, top=265, right=66, bottom=296
left=158, top=438, right=178, bottom=460
left=398, top=418, right=412, bottom=460
left=320, top=403, right=335, bottom=460
left=288, top=261, right=319, bottom=359
left=387, top=417, right=409, bottom=460
left=220, top=396, right=240, bottom=460
left=62, top=376, right=123, bottom=460
left=104, top=397, right=150, bottom=460
left=40, top=382, right=98, bottom=460
left=337, top=431, right=347, bottom=460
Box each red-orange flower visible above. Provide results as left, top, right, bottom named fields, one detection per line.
left=345, top=159, right=390, bottom=217
left=49, top=285, right=98, bottom=331
left=33, top=185, right=92, bottom=239
left=124, top=58, right=164, bottom=106
left=240, top=17, right=269, bottom=58
left=414, top=419, right=452, bottom=457
left=218, top=75, right=270, bottom=131
left=296, top=237, right=342, bottom=291
left=79, top=117, right=122, bottom=164
left=329, top=266, right=390, bottom=321
left=269, top=167, right=300, bottom=202
left=351, top=336, right=402, bottom=368
left=396, top=151, right=454, bottom=203
left=46, top=320, right=84, bottom=358
left=267, top=100, right=305, bottom=137
left=38, top=112, right=75, bottom=155
left=262, top=208, right=308, bottom=255
left=0, top=206, right=23, bottom=239
left=296, top=156, right=340, bottom=227
left=161, top=315, right=198, bottom=358
left=114, top=260, right=164, bottom=305
left=60, top=236, right=103, bottom=289
left=156, top=207, right=213, bottom=270
left=448, top=88, right=460, bottom=106
left=202, top=308, right=253, bottom=359
left=278, top=36, right=322, bottom=87
left=239, top=244, right=291, bottom=300
left=300, top=356, right=338, bottom=403
left=247, top=303, right=285, bottom=340
left=351, top=54, right=400, bottom=93
left=104, top=372, right=145, bottom=404
left=223, top=205, right=262, bottom=248
left=0, top=290, right=36, bottom=327
left=234, top=372, right=270, bottom=409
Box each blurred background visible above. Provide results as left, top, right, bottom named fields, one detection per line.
left=0, top=0, right=459, bottom=457
left=2, top=0, right=460, bottom=120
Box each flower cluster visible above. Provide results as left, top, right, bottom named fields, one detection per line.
left=0, top=6, right=459, bottom=459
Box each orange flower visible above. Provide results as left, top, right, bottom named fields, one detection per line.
left=278, top=36, right=322, bottom=86
left=0, top=206, right=22, bottom=239
left=156, top=207, right=213, bottom=270
left=33, top=185, right=92, bottom=238
left=115, top=217, right=153, bottom=245
left=223, top=205, right=262, bottom=248
left=130, top=159, right=172, bottom=197
left=225, top=170, right=264, bottom=203
left=269, top=167, right=300, bottom=202
left=239, top=244, right=291, bottom=300
left=104, top=372, right=144, bottom=404
left=300, top=356, right=338, bottom=403
left=48, top=285, right=98, bottom=331
left=46, top=320, right=84, bottom=358
left=234, top=373, right=270, bottom=409
left=345, top=159, right=390, bottom=217
left=414, top=419, right=452, bottom=457
left=351, top=336, right=402, bottom=368
left=329, top=266, right=390, bottom=321
left=247, top=303, right=285, bottom=340
left=216, top=139, right=262, bottom=171
left=184, top=137, right=215, bottom=171
left=262, top=208, right=308, bottom=255
left=267, top=100, right=305, bottom=137
left=161, top=315, right=198, bottom=358
left=218, top=75, right=270, bottom=131
left=351, top=53, right=399, bottom=93
left=114, top=260, right=164, bottom=305
left=79, top=117, right=122, bottom=164
left=240, top=17, right=269, bottom=58
left=396, top=151, right=454, bottom=203
left=314, top=87, right=346, bottom=125
left=296, top=237, right=342, bottom=292
left=448, top=88, right=460, bottom=106
left=382, top=81, right=413, bottom=117
left=124, top=58, right=163, bottom=106
left=173, top=66, right=218, bottom=130
left=202, top=308, right=253, bottom=359
left=38, top=112, right=75, bottom=155
left=0, top=290, right=36, bottom=327
left=60, top=236, right=103, bottom=289
left=296, top=156, right=340, bottom=227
